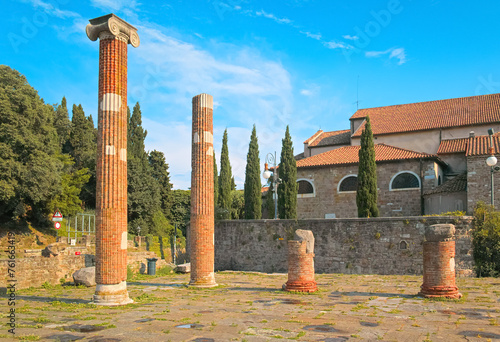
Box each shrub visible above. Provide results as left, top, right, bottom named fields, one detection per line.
left=472, top=202, right=500, bottom=277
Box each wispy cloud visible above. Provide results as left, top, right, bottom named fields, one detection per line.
left=128, top=24, right=294, bottom=188
left=300, top=31, right=322, bottom=40
left=323, top=40, right=353, bottom=50
left=24, top=0, right=80, bottom=18
left=255, top=10, right=292, bottom=24
left=343, top=35, right=359, bottom=41
left=365, top=47, right=407, bottom=65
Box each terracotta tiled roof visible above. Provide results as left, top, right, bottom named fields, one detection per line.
left=308, top=129, right=351, bottom=147
left=297, top=143, right=436, bottom=169
left=294, top=152, right=305, bottom=160
left=424, top=173, right=467, bottom=196
left=437, top=138, right=468, bottom=154
left=261, top=186, right=269, bottom=194
left=437, top=134, right=500, bottom=156
left=350, top=93, right=500, bottom=137
left=466, top=133, right=500, bottom=156
left=303, top=130, right=324, bottom=144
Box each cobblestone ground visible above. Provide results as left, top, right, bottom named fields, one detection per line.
left=2, top=272, right=499, bottom=341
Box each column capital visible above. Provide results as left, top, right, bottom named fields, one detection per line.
left=86, top=13, right=140, bottom=48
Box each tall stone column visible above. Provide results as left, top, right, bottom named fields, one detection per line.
left=284, top=229, right=317, bottom=293
left=419, top=224, right=462, bottom=299
left=86, top=14, right=139, bottom=305
left=189, top=94, right=217, bottom=287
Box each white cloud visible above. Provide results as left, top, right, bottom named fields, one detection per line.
left=256, top=10, right=292, bottom=24
left=25, top=0, right=80, bottom=18
left=365, top=47, right=407, bottom=65
left=323, top=40, right=353, bottom=50
left=343, top=35, right=359, bottom=41
left=301, top=31, right=322, bottom=40
left=300, top=89, right=313, bottom=96
left=129, top=24, right=294, bottom=189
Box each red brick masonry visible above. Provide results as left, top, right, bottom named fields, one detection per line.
left=189, top=94, right=217, bottom=287
left=284, top=229, right=317, bottom=293
left=419, top=224, right=462, bottom=299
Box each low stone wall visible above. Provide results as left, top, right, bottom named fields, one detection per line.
left=214, top=216, right=474, bottom=277
left=0, top=251, right=165, bottom=290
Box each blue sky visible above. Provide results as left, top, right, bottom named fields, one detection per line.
left=2, top=0, right=500, bottom=189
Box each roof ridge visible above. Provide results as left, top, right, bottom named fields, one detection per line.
left=351, top=92, right=500, bottom=117
left=303, top=129, right=323, bottom=144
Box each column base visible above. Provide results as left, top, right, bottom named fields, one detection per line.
left=93, top=281, right=134, bottom=306
left=283, top=280, right=318, bottom=293
left=419, top=285, right=462, bottom=299
left=189, top=273, right=218, bottom=288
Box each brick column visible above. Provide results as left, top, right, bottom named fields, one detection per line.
left=189, top=94, right=217, bottom=287
left=284, top=229, right=317, bottom=292
left=86, top=14, right=140, bottom=305
left=419, top=224, right=462, bottom=299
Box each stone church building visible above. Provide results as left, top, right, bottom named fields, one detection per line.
left=295, top=93, right=500, bottom=218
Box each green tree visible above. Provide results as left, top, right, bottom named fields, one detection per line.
left=214, top=153, right=218, bottom=210
left=472, top=202, right=500, bottom=277
left=244, top=125, right=262, bottom=219
left=170, top=189, right=191, bottom=237
left=356, top=116, right=379, bottom=218
left=149, top=150, right=173, bottom=219
left=265, top=179, right=275, bottom=219
left=127, top=102, right=161, bottom=233
left=231, top=190, right=245, bottom=219
left=49, top=154, right=90, bottom=217
left=53, top=96, right=71, bottom=150
left=0, top=66, right=62, bottom=226
left=218, top=128, right=232, bottom=219
left=151, top=210, right=174, bottom=237
left=277, top=126, right=298, bottom=219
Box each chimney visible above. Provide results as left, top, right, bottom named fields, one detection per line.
left=469, top=131, right=475, bottom=138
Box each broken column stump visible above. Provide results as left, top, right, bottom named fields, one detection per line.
left=284, top=229, right=317, bottom=293
left=419, top=224, right=462, bottom=299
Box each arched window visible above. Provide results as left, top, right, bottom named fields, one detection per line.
left=338, top=175, right=358, bottom=192
left=390, top=171, right=420, bottom=190
left=297, top=179, right=315, bottom=198
left=399, top=240, right=408, bottom=250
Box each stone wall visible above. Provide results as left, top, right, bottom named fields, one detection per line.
left=214, top=216, right=474, bottom=277
left=467, top=154, right=500, bottom=213
left=297, top=159, right=440, bottom=219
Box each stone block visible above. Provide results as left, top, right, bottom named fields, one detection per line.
left=73, top=266, right=96, bottom=287
left=176, top=263, right=191, bottom=273
left=42, top=243, right=66, bottom=257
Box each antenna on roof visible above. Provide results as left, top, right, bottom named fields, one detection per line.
left=354, top=75, right=360, bottom=110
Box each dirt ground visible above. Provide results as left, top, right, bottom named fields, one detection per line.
left=2, top=271, right=499, bottom=341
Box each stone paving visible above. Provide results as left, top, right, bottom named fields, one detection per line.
left=3, top=272, right=500, bottom=341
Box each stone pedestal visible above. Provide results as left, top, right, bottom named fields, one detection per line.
left=189, top=94, right=217, bottom=287
left=86, top=13, right=139, bottom=305
left=284, top=229, right=317, bottom=292
left=419, top=224, right=462, bottom=299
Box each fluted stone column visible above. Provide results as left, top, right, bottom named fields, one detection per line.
left=86, top=14, right=139, bottom=305
left=419, top=224, right=462, bottom=299
left=284, top=229, right=317, bottom=293
left=189, top=94, right=217, bottom=287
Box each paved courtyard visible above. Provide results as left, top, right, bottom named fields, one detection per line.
left=3, top=271, right=500, bottom=341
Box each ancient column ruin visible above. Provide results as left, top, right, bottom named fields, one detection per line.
left=189, top=94, right=217, bottom=287
left=86, top=14, right=140, bottom=305
left=284, top=229, right=317, bottom=292
left=419, top=224, right=462, bottom=299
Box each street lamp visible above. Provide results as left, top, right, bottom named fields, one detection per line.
left=486, top=128, right=499, bottom=207
left=263, top=152, right=281, bottom=219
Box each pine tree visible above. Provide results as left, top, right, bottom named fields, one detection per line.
left=127, top=102, right=161, bottom=233
left=218, top=129, right=233, bottom=219
left=277, top=126, right=298, bottom=219
left=356, top=116, right=379, bottom=217
left=149, top=149, right=173, bottom=219
left=244, top=125, right=262, bottom=219
left=213, top=153, right=218, bottom=211
left=68, top=104, right=95, bottom=171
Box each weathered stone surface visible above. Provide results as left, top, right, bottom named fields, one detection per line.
left=294, top=229, right=314, bottom=253
left=73, top=266, right=96, bottom=287
left=177, top=263, right=191, bottom=273
left=425, top=224, right=455, bottom=242
left=214, top=216, right=474, bottom=276
left=42, top=243, right=66, bottom=257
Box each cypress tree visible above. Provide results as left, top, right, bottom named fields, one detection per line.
left=53, top=96, right=71, bottom=150
left=244, top=125, right=262, bottom=219
left=277, top=125, right=298, bottom=219
left=218, top=128, right=232, bottom=219
left=149, top=149, right=173, bottom=220
left=356, top=116, right=379, bottom=217
left=213, top=153, right=218, bottom=210
left=266, top=178, right=275, bottom=219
